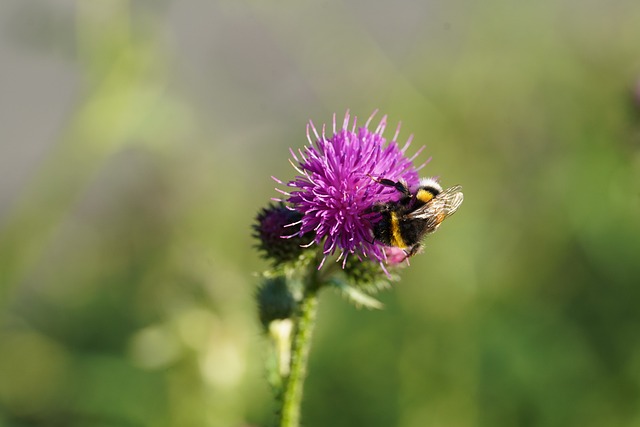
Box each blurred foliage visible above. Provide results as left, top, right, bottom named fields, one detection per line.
left=1, top=0, right=640, bottom=426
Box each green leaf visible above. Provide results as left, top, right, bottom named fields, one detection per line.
left=328, top=277, right=384, bottom=310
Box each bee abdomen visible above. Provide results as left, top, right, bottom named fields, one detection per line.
left=372, top=211, right=393, bottom=246
left=398, top=216, right=428, bottom=247
left=374, top=211, right=417, bottom=249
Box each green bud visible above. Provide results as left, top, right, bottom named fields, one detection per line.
left=256, top=276, right=297, bottom=330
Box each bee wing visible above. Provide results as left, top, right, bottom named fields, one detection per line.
left=407, top=185, right=464, bottom=227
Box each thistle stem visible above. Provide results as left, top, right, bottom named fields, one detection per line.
left=279, top=288, right=319, bottom=427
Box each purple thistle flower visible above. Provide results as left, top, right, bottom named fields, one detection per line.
left=274, top=110, right=427, bottom=269
left=384, top=247, right=411, bottom=266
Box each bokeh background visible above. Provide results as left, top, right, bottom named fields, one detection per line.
left=1, top=1, right=640, bottom=426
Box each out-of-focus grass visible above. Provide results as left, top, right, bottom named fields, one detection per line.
left=1, top=1, right=639, bottom=426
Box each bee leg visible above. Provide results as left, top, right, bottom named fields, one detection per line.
left=405, top=244, right=423, bottom=258
left=368, top=175, right=411, bottom=196
left=394, top=248, right=412, bottom=266
left=366, top=233, right=376, bottom=245
left=370, top=202, right=391, bottom=213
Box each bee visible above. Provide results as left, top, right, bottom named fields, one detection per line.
left=370, top=176, right=463, bottom=258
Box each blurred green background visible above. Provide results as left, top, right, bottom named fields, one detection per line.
left=1, top=1, right=640, bottom=426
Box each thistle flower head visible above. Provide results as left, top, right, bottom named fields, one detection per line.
left=274, top=110, right=426, bottom=268
left=253, top=203, right=314, bottom=264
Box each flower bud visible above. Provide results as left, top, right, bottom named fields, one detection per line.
left=342, top=256, right=397, bottom=294
left=256, top=276, right=297, bottom=330
left=253, top=203, right=314, bottom=264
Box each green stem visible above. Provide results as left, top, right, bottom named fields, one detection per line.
left=279, top=288, right=319, bottom=427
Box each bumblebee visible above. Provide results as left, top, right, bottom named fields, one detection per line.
left=370, top=176, right=463, bottom=258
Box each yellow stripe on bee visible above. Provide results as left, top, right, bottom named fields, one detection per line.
left=390, top=212, right=407, bottom=248
left=416, top=189, right=435, bottom=203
